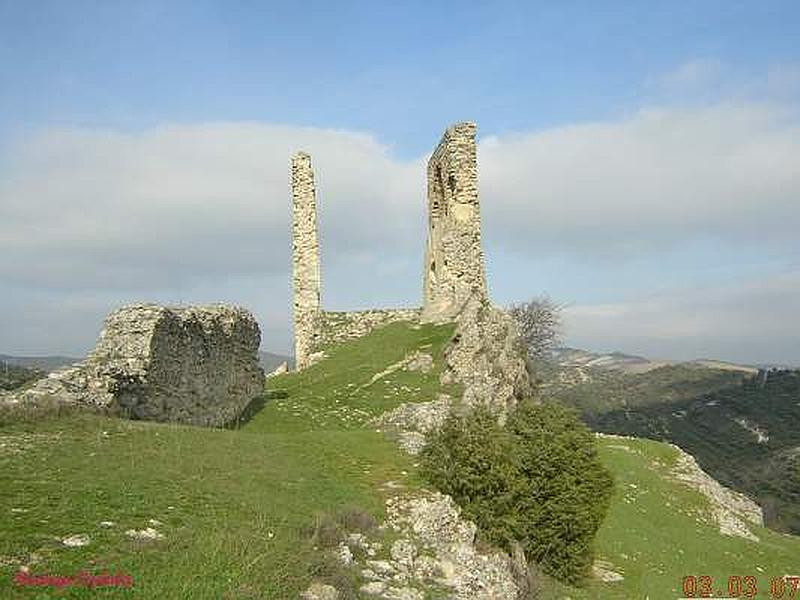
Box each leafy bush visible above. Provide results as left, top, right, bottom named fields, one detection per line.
left=420, top=401, right=613, bottom=583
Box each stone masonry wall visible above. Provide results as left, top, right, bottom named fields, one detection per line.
left=313, top=308, right=422, bottom=352
left=291, top=152, right=322, bottom=370
left=421, top=122, right=488, bottom=322
left=9, top=304, right=264, bottom=427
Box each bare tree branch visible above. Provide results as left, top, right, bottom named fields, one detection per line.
left=508, top=296, right=563, bottom=361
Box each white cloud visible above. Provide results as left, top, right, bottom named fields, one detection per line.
left=651, top=58, right=725, bottom=92
left=0, top=123, right=423, bottom=289
left=479, top=102, right=800, bottom=257
left=563, top=272, right=800, bottom=365
left=1, top=94, right=798, bottom=361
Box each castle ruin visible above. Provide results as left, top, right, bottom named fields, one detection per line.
left=290, top=121, right=488, bottom=360
left=290, top=123, right=529, bottom=412
left=421, top=122, right=488, bottom=322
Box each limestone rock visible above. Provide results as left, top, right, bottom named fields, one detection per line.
left=61, top=534, right=90, bottom=547
left=440, top=294, right=531, bottom=419
left=125, top=527, right=164, bottom=541
left=300, top=582, right=340, bottom=600
left=371, top=395, right=452, bottom=455
left=372, top=394, right=452, bottom=435
left=404, top=351, right=433, bottom=373
left=266, top=361, right=288, bottom=378
left=10, top=304, right=264, bottom=427
left=670, top=442, right=763, bottom=540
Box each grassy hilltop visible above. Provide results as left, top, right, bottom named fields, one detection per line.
left=540, top=362, right=800, bottom=536
left=1, top=322, right=798, bottom=599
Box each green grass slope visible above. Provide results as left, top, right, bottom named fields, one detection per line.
left=2, top=323, right=798, bottom=599
left=0, top=321, right=454, bottom=599
left=586, top=370, right=800, bottom=535
left=557, top=435, right=800, bottom=600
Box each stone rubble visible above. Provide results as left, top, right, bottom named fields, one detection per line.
left=359, top=491, right=518, bottom=599
left=371, top=394, right=452, bottom=455
left=6, top=303, right=264, bottom=427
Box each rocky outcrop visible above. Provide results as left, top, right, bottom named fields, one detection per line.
left=8, top=304, right=264, bottom=427
left=440, top=294, right=531, bottom=420
left=266, top=361, right=289, bottom=378
left=327, top=490, right=519, bottom=599
left=371, top=394, right=453, bottom=455
left=383, top=492, right=519, bottom=599
left=670, top=443, right=764, bottom=541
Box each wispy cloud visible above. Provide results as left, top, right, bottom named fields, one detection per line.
left=650, top=58, right=725, bottom=92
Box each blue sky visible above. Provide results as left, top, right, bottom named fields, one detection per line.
left=3, top=1, right=797, bottom=153
left=1, top=1, right=799, bottom=364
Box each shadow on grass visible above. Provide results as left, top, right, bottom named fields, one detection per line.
left=228, top=389, right=288, bottom=429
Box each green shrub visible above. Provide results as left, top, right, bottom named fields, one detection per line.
left=420, top=401, right=613, bottom=583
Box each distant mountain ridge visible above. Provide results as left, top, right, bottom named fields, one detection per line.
left=0, top=354, right=80, bottom=372
left=552, top=347, right=761, bottom=374
left=541, top=348, right=800, bottom=535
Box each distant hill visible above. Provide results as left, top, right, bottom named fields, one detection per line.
left=541, top=357, right=800, bottom=535
left=259, top=351, right=294, bottom=373
left=552, top=347, right=758, bottom=374
left=0, top=360, right=44, bottom=391
left=538, top=361, right=750, bottom=415
left=0, top=354, right=80, bottom=372
left=552, top=347, right=668, bottom=374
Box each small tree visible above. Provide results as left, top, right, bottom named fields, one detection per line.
left=508, top=297, right=563, bottom=361
left=420, top=401, right=614, bottom=583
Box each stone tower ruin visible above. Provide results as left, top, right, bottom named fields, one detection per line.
left=421, top=122, right=488, bottom=322
left=291, top=152, right=321, bottom=370
left=289, top=122, right=495, bottom=372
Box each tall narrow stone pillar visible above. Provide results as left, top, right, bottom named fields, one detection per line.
left=291, top=152, right=321, bottom=370
left=421, top=122, right=488, bottom=322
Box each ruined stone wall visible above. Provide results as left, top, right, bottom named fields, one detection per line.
left=422, top=122, right=487, bottom=322
left=9, top=304, right=264, bottom=427
left=313, top=308, right=422, bottom=352
left=291, top=152, right=321, bottom=370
